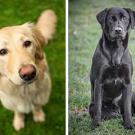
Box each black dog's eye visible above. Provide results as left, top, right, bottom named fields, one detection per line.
left=111, top=16, right=116, bottom=21
left=0, top=48, right=8, bottom=55
left=120, top=13, right=123, bottom=18
left=120, top=13, right=126, bottom=20
left=23, top=40, right=32, bottom=48
left=122, top=16, right=127, bottom=20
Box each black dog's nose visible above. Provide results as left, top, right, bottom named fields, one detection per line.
left=115, top=27, right=122, bottom=34
left=19, top=64, right=36, bottom=82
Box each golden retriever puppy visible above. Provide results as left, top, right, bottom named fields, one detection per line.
left=0, top=10, right=57, bottom=131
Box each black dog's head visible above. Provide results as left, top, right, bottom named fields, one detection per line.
left=97, top=7, right=135, bottom=40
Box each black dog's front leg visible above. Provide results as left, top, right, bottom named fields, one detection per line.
left=93, top=80, right=102, bottom=127
left=122, top=84, right=134, bottom=129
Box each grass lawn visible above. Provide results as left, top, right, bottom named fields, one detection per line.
left=69, top=0, right=135, bottom=134
left=0, top=0, right=65, bottom=135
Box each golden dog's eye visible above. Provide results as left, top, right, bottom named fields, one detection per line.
left=23, top=40, right=31, bottom=48
left=0, top=49, right=8, bottom=55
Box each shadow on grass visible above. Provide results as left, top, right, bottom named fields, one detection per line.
left=69, top=110, right=135, bottom=135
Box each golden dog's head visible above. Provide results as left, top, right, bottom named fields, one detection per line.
left=0, top=10, right=57, bottom=85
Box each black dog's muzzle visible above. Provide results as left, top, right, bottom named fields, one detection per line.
left=115, top=27, right=123, bottom=35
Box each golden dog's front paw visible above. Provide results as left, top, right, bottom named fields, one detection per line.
left=33, top=109, right=45, bottom=122
left=13, top=112, right=25, bottom=131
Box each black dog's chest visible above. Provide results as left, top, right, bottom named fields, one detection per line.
left=101, top=64, right=130, bottom=99
left=101, top=64, right=129, bottom=84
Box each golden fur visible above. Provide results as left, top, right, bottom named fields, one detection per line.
left=0, top=10, right=57, bottom=131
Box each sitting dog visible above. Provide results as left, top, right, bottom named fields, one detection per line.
left=89, top=7, right=135, bottom=129
left=0, top=10, right=57, bottom=131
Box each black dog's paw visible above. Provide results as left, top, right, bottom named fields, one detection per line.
left=124, top=122, right=134, bottom=130
left=92, top=119, right=101, bottom=129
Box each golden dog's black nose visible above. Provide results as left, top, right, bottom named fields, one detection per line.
left=19, top=64, right=36, bottom=82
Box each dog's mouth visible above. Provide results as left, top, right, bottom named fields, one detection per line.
left=111, top=33, right=125, bottom=40
left=23, top=77, right=37, bottom=85
left=7, top=76, right=38, bottom=86
left=115, top=33, right=124, bottom=37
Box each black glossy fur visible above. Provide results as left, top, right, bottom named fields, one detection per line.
left=89, top=7, right=135, bottom=129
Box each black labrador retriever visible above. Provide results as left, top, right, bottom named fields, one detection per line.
left=89, top=7, right=135, bottom=129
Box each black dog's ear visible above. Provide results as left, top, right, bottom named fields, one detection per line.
left=124, top=8, right=135, bottom=29
left=96, top=8, right=108, bottom=29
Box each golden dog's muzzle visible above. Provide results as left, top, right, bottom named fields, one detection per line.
left=19, top=64, right=36, bottom=83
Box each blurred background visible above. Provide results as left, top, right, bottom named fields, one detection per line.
left=69, top=0, right=135, bottom=134
left=0, top=0, right=65, bottom=135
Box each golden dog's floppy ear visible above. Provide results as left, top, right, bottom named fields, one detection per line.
left=32, top=27, right=45, bottom=60
left=36, top=9, right=57, bottom=44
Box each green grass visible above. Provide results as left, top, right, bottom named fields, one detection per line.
left=69, top=0, right=135, bottom=134
left=0, top=0, right=65, bottom=135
